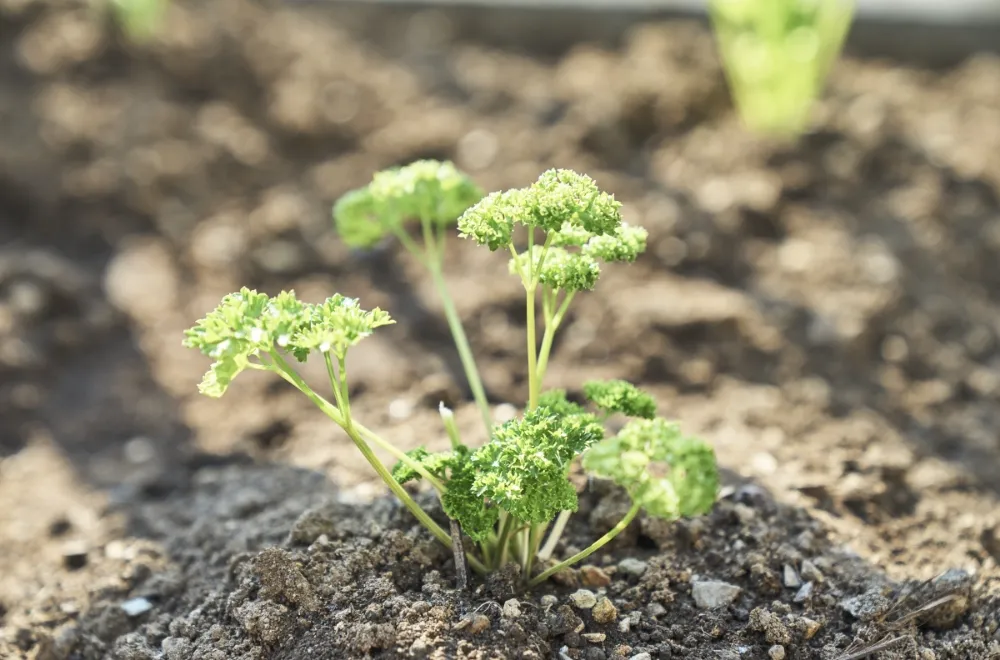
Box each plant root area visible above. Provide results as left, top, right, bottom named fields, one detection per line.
left=1, top=1, right=1000, bottom=658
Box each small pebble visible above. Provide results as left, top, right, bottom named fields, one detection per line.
left=691, top=580, right=742, bottom=609
left=570, top=589, right=598, bottom=609
left=794, top=582, right=814, bottom=603
left=580, top=565, right=612, bottom=587
left=541, top=595, right=559, bottom=608
left=800, top=560, right=824, bottom=583
left=583, top=633, right=606, bottom=644
left=120, top=597, right=153, bottom=617
left=646, top=602, right=666, bottom=617
left=617, top=558, right=648, bottom=577
left=630, top=653, right=652, bottom=660
left=768, top=645, right=786, bottom=660
left=592, top=597, right=618, bottom=624
left=782, top=565, right=802, bottom=588
left=800, top=617, right=822, bottom=639
left=502, top=599, right=521, bottom=619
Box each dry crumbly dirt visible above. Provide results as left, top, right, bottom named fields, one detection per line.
left=1, top=0, right=1000, bottom=658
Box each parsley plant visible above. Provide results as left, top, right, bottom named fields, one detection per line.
left=184, top=162, right=719, bottom=587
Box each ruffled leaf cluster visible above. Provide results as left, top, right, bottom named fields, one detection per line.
left=182, top=287, right=393, bottom=397
left=334, top=160, right=484, bottom=249
left=391, top=445, right=498, bottom=542
left=583, top=379, right=657, bottom=419
left=468, top=407, right=605, bottom=524
left=582, top=417, right=718, bottom=520
left=391, top=447, right=455, bottom=485
left=509, top=246, right=600, bottom=292
left=458, top=169, right=647, bottom=292
left=458, top=169, right=622, bottom=250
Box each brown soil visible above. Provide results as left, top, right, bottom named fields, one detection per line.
left=1, top=1, right=1000, bottom=658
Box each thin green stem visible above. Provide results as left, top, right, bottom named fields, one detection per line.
left=526, top=287, right=539, bottom=410
left=535, top=290, right=575, bottom=388
left=508, top=243, right=526, bottom=281
left=524, top=524, right=540, bottom=579
left=439, top=404, right=463, bottom=451
left=528, top=500, right=642, bottom=588
left=264, top=352, right=479, bottom=572
left=391, top=226, right=429, bottom=268
left=531, top=233, right=555, bottom=288
left=495, top=512, right=515, bottom=568
left=427, top=258, right=493, bottom=440
left=537, top=509, right=571, bottom=561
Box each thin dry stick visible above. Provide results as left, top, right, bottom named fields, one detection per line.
left=450, top=519, right=468, bottom=591
left=835, top=635, right=908, bottom=660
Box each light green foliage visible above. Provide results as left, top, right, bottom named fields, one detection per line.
left=470, top=408, right=604, bottom=523
left=292, top=294, right=394, bottom=359
left=109, top=0, right=168, bottom=42
left=528, top=170, right=621, bottom=235
left=709, top=0, right=855, bottom=135
left=458, top=169, right=622, bottom=253
left=583, top=224, right=648, bottom=263
left=537, top=389, right=587, bottom=418
left=456, top=189, right=524, bottom=250
left=583, top=418, right=719, bottom=520
left=392, top=445, right=499, bottom=542
left=391, top=447, right=455, bottom=485
left=441, top=447, right=499, bottom=542
left=583, top=379, right=657, bottom=419
left=509, top=246, right=600, bottom=292
left=334, top=160, right=484, bottom=248
left=333, top=189, right=384, bottom=249
left=182, top=288, right=392, bottom=397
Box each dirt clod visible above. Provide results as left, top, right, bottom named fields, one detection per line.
left=748, top=607, right=792, bottom=645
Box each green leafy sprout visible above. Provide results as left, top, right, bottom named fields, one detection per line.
left=102, top=0, right=168, bottom=42
left=709, top=0, right=855, bottom=135
left=184, top=162, right=719, bottom=587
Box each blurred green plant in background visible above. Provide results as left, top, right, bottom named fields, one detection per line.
left=96, top=0, right=855, bottom=132
left=708, top=0, right=855, bottom=136
left=106, top=0, right=167, bottom=42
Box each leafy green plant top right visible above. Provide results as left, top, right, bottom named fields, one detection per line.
left=709, top=0, right=855, bottom=135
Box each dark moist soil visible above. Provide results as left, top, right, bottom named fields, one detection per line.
left=2, top=1, right=1000, bottom=658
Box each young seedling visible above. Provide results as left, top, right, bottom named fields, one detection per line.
left=333, top=161, right=492, bottom=437
left=708, top=0, right=855, bottom=135
left=183, top=164, right=719, bottom=587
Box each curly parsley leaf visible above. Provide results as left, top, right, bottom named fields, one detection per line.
left=391, top=447, right=455, bottom=485
left=583, top=223, right=648, bottom=263
left=292, top=294, right=394, bottom=360
left=183, top=289, right=393, bottom=395
left=583, top=379, right=657, bottom=419
left=582, top=417, right=718, bottom=520
left=537, top=389, right=588, bottom=417
left=508, top=246, right=601, bottom=292
left=441, top=447, right=498, bottom=542
left=335, top=160, right=483, bottom=249
left=470, top=408, right=604, bottom=524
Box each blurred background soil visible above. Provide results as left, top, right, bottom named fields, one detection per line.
left=1, top=0, right=1000, bottom=657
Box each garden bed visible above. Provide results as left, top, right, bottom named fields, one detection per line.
left=0, top=0, right=999, bottom=658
